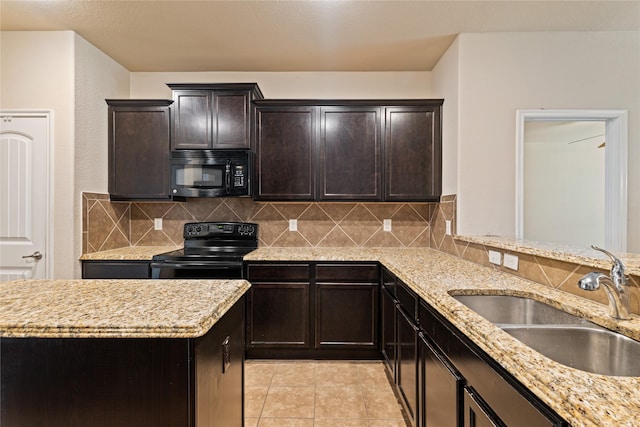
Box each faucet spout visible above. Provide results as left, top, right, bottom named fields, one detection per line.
left=578, top=246, right=631, bottom=320
left=578, top=272, right=630, bottom=319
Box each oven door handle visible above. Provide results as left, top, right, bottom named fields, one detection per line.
left=150, top=262, right=238, bottom=270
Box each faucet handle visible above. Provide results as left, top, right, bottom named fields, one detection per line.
left=591, top=245, right=627, bottom=289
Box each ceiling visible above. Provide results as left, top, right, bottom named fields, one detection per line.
left=1, top=0, right=638, bottom=72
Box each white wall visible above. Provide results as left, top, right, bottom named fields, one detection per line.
left=1, top=31, right=76, bottom=278
left=1, top=31, right=129, bottom=278
left=431, top=37, right=460, bottom=196
left=442, top=32, right=640, bottom=252
left=130, top=71, right=431, bottom=99
left=73, top=33, right=130, bottom=277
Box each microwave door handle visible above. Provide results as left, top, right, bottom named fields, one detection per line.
left=225, top=162, right=231, bottom=192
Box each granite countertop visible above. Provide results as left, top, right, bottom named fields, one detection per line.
left=457, top=235, right=640, bottom=276
left=78, top=245, right=640, bottom=425
left=245, top=247, right=640, bottom=427
left=80, top=246, right=180, bottom=261
left=0, top=279, right=250, bottom=338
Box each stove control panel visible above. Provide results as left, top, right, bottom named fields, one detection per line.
left=184, top=222, right=257, bottom=238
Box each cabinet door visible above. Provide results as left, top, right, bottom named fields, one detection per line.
left=315, top=283, right=378, bottom=349
left=107, top=100, right=172, bottom=200
left=195, top=295, right=245, bottom=427
left=212, top=91, right=251, bottom=149
left=172, top=90, right=212, bottom=149
left=397, top=307, right=419, bottom=427
left=319, top=107, right=382, bottom=200
left=381, top=286, right=397, bottom=377
left=419, top=333, right=462, bottom=427
left=255, top=106, right=316, bottom=200
left=385, top=106, right=441, bottom=201
left=463, top=388, right=503, bottom=427
left=247, top=283, right=311, bottom=348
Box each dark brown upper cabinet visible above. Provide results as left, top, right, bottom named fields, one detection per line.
left=254, top=104, right=317, bottom=200
left=385, top=105, right=442, bottom=201
left=253, top=99, right=443, bottom=202
left=106, top=99, right=173, bottom=201
left=168, top=83, right=263, bottom=150
left=319, top=106, right=382, bottom=200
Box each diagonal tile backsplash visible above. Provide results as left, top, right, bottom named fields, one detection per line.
left=82, top=193, right=436, bottom=252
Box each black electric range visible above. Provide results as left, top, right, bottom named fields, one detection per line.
left=150, top=221, right=258, bottom=279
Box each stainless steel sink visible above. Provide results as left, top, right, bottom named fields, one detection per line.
left=453, top=294, right=587, bottom=325
left=452, top=294, right=640, bottom=377
left=502, top=325, right=640, bottom=377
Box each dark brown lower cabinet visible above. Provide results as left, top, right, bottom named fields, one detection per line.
left=419, top=332, right=463, bottom=427
left=315, top=283, right=378, bottom=348
left=0, top=296, right=245, bottom=427
left=378, top=267, right=567, bottom=427
left=245, top=263, right=312, bottom=358
left=247, top=282, right=311, bottom=349
left=463, top=388, right=503, bottom=427
left=397, top=308, right=419, bottom=427
left=419, top=298, right=567, bottom=427
left=245, top=262, right=379, bottom=359
left=81, top=260, right=151, bottom=278
left=381, top=284, right=397, bottom=378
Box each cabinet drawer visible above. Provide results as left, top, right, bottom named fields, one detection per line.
left=396, top=280, right=417, bottom=321
left=246, top=263, right=311, bottom=281
left=82, top=261, right=150, bottom=279
left=315, top=263, right=379, bottom=282
left=382, top=268, right=396, bottom=295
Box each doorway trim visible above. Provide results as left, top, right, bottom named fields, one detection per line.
left=515, top=109, right=628, bottom=252
left=0, top=110, right=54, bottom=278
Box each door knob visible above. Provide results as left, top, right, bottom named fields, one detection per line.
left=22, top=251, right=43, bottom=261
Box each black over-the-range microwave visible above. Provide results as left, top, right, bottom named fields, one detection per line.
left=170, top=150, right=251, bottom=198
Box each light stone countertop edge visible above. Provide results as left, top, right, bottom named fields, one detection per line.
left=79, top=246, right=181, bottom=261
left=0, top=279, right=251, bottom=339
left=455, top=235, right=640, bottom=276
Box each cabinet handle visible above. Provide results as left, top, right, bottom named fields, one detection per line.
left=222, top=336, right=231, bottom=374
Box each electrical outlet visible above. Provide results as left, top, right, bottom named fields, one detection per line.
left=488, top=250, right=501, bottom=265
left=154, top=218, right=162, bottom=230
left=383, top=219, right=392, bottom=232
left=445, top=220, right=452, bottom=236
left=504, top=253, right=519, bottom=270
left=289, top=219, right=298, bottom=232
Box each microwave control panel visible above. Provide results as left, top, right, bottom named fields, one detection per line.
left=232, top=165, right=246, bottom=188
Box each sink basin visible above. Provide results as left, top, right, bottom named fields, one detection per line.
left=502, top=325, right=640, bottom=377
left=452, top=294, right=640, bottom=377
left=453, top=294, right=586, bottom=325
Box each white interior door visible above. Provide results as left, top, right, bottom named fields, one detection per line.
left=0, top=112, right=50, bottom=282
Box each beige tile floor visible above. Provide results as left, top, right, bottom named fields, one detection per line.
left=245, top=360, right=409, bottom=427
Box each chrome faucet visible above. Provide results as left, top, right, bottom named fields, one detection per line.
left=578, top=245, right=630, bottom=320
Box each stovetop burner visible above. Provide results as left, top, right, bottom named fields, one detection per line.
left=150, top=221, right=258, bottom=279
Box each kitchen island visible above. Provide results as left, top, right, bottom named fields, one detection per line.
left=0, top=279, right=250, bottom=427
